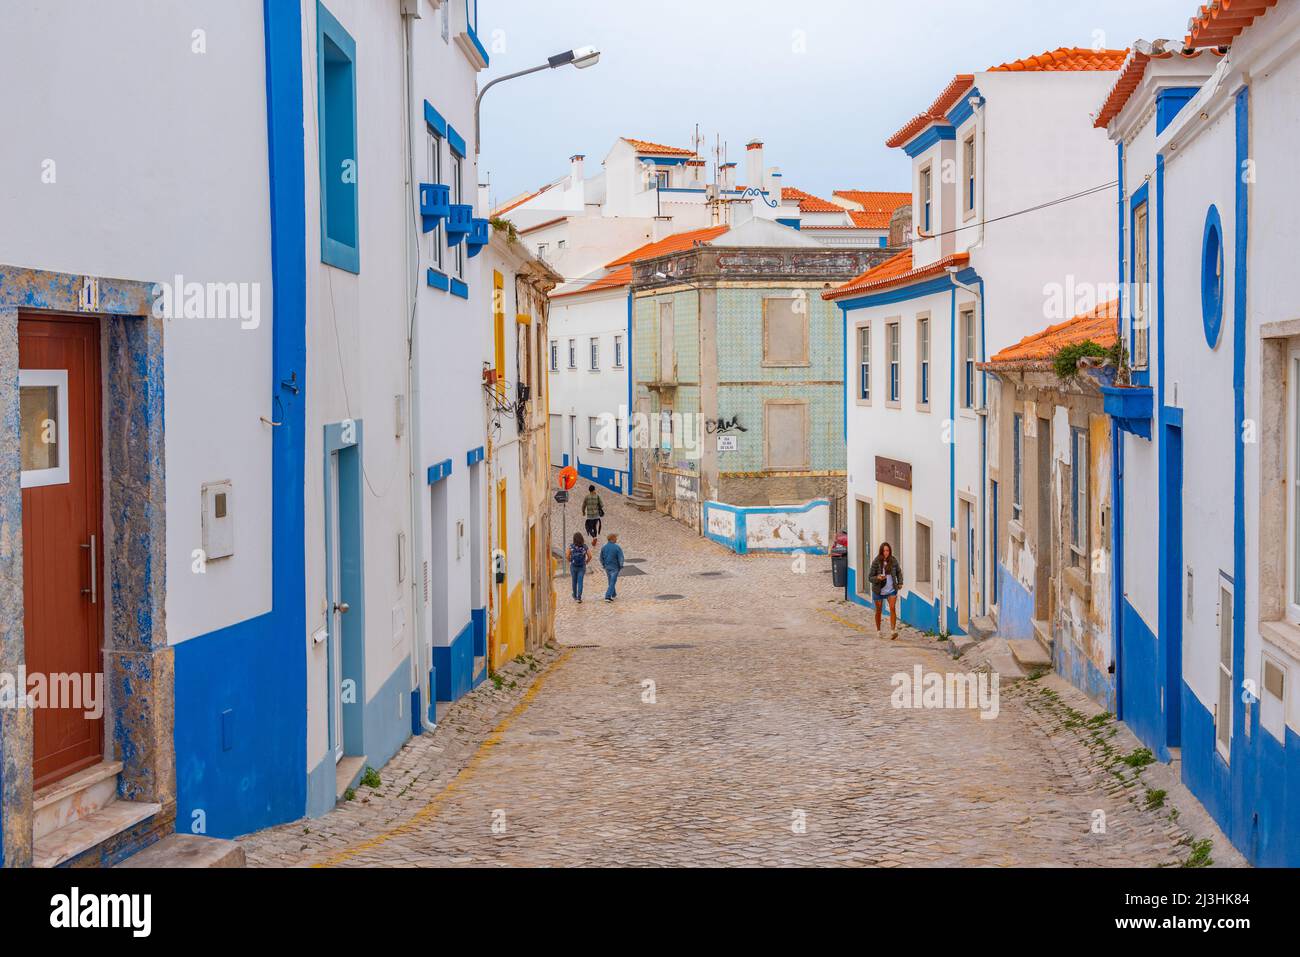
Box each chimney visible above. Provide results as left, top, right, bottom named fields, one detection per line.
left=767, top=166, right=782, bottom=197
left=889, top=203, right=913, bottom=247
left=687, top=157, right=706, bottom=188
left=745, top=140, right=764, bottom=194
left=477, top=182, right=490, bottom=214
left=731, top=200, right=754, bottom=227
left=719, top=162, right=736, bottom=191
left=569, top=154, right=585, bottom=187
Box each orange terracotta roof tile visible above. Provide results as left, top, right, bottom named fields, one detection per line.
left=492, top=183, right=555, bottom=217
left=823, top=250, right=970, bottom=301
left=605, top=225, right=729, bottom=267
left=1186, top=0, right=1278, bottom=48
left=988, top=46, right=1129, bottom=72
left=886, top=74, right=975, bottom=148
left=849, top=209, right=898, bottom=229
left=781, top=187, right=843, bottom=214
left=1093, top=43, right=1224, bottom=129
left=833, top=190, right=912, bottom=212
left=552, top=226, right=729, bottom=299
left=622, top=137, right=696, bottom=156
left=985, top=300, right=1119, bottom=366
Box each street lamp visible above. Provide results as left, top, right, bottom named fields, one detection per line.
left=474, top=46, right=601, bottom=155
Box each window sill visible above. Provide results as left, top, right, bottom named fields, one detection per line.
left=855, top=397, right=873, bottom=408
left=1008, top=519, right=1025, bottom=543
left=1064, top=563, right=1091, bottom=600
left=450, top=278, right=469, bottom=299
left=885, top=400, right=901, bottom=410
left=1260, top=619, right=1300, bottom=663
left=915, top=402, right=931, bottom=413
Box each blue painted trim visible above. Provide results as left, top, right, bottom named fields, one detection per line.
left=174, top=0, right=310, bottom=839
left=644, top=156, right=689, bottom=166
left=977, top=277, right=987, bottom=616
left=450, top=278, right=469, bottom=299
left=840, top=304, right=848, bottom=442
left=1201, top=204, right=1225, bottom=348
left=324, top=420, right=367, bottom=760
left=945, top=87, right=981, bottom=127
left=427, top=267, right=450, bottom=291
left=948, top=287, right=957, bottom=629
left=1231, top=86, right=1249, bottom=773
left=659, top=187, right=706, bottom=194
left=903, top=125, right=955, bottom=157
left=447, top=124, right=467, bottom=158
left=576, top=461, right=627, bottom=496
left=471, top=607, right=487, bottom=657
left=1162, top=405, right=1183, bottom=427
left=433, top=621, right=475, bottom=702
left=423, top=100, right=448, bottom=137
left=466, top=445, right=484, bottom=466
left=1155, top=86, right=1199, bottom=135
left=316, top=2, right=360, bottom=274
left=776, top=217, right=802, bottom=229
left=1129, top=181, right=1151, bottom=385
left=626, top=290, right=634, bottom=489
left=427, top=458, right=453, bottom=484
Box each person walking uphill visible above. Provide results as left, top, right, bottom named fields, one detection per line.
left=868, top=542, right=904, bottom=639
left=568, top=532, right=591, bottom=603
left=582, top=485, right=604, bottom=538
left=600, top=533, right=625, bottom=602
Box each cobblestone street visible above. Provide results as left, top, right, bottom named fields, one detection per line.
left=240, top=495, right=1237, bottom=868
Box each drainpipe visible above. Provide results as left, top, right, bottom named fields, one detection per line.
left=948, top=267, right=986, bottom=621
left=401, top=8, right=437, bottom=734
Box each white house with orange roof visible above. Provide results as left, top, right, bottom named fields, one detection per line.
left=1094, top=0, right=1300, bottom=866
left=779, top=187, right=907, bottom=247
left=826, top=46, right=1125, bottom=638
left=493, top=136, right=789, bottom=281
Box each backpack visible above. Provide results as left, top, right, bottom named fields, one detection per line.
left=569, top=544, right=587, bottom=567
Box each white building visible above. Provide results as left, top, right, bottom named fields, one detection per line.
left=547, top=224, right=731, bottom=494
left=827, top=47, right=1125, bottom=637
left=1096, top=0, right=1300, bottom=866
left=0, top=0, right=511, bottom=865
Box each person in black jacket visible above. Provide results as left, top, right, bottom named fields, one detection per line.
left=868, top=542, right=903, bottom=639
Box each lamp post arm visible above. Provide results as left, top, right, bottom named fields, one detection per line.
left=475, top=62, right=551, bottom=155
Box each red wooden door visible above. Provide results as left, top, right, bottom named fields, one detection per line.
left=19, top=314, right=104, bottom=790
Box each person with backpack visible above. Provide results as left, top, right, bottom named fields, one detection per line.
left=582, top=485, right=604, bottom=538
left=568, top=532, right=591, bottom=603
left=599, top=532, right=625, bottom=602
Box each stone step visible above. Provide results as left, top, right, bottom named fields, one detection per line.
left=1008, top=637, right=1052, bottom=670
left=1032, top=618, right=1054, bottom=657
left=33, top=760, right=123, bottom=841
left=964, top=637, right=1029, bottom=682
left=968, top=614, right=998, bottom=641
left=116, top=833, right=246, bottom=868
left=33, top=799, right=162, bottom=868
left=335, top=754, right=368, bottom=801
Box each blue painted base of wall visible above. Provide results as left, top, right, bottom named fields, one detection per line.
left=471, top=607, right=486, bottom=657
left=702, top=499, right=830, bottom=555
left=362, top=657, right=412, bottom=771
left=1181, top=682, right=1300, bottom=866
left=1119, top=599, right=1170, bottom=762
left=410, top=688, right=422, bottom=737
left=575, top=461, right=627, bottom=496
left=845, top=567, right=948, bottom=634
left=995, top=565, right=1036, bottom=642
left=1056, top=636, right=1117, bottom=713
left=174, top=614, right=306, bottom=840
left=433, top=621, right=474, bottom=702
left=305, top=748, right=337, bottom=819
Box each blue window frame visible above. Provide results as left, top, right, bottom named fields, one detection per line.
left=858, top=324, right=871, bottom=400
left=1129, top=183, right=1151, bottom=380
left=1201, top=204, right=1224, bottom=348
left=961, top=308, right=976, bottom=408
left=921, top=166, right=932, bottom=232
left=887, top=321, right=900, bottom=402
left=1071, top=426, right=1088, bottom=565
left=918, top=317, right=930, bottom=406
left=317, top=3, right=359, bottom=273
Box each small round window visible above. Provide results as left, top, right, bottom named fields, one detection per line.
left=1202, top=205, right=1224, bottom=348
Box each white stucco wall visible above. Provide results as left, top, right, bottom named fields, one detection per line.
left=0, top=0, right=275, bottom=645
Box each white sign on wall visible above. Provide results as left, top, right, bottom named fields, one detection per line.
left=717, top=435, right=738, bottom=452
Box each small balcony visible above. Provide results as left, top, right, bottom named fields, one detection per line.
left=465, top=218, right=490, bottom=258
left=419, top=183, right=450, bottom=233
left=1102, top=384, right=1154, bottom=440
left=445, top=204, right=474, bottom=246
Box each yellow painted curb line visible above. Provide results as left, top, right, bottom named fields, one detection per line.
left=818, top=608, right=869, bottom=632
left=313, top=647, right=575, bottom=867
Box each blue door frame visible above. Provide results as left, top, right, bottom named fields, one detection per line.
left=1161, top=420, right=1184, bottom=747
left=324, top=420, right=366, bottom=760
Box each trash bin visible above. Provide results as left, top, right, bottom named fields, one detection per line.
left=830, top=544, right=848, bottom=589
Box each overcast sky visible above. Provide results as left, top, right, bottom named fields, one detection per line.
left=478, top=0, right=1195, bottom=207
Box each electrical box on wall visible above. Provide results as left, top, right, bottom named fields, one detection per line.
left=201, top=480, right=234, bottom=560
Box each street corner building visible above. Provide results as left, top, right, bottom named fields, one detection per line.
left=0, top=0, right=554, bottom=867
